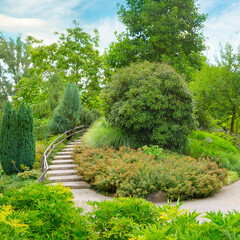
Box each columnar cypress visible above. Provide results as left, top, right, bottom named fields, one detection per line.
left=48, top=82, right=80, bottom=134
left=26, top=105, right=36, bottom=167
left=0, top=102, right=18, bottom=174
left=0, top=102, right=35, bottom=175
left=17, top=103, right=35, bottom=168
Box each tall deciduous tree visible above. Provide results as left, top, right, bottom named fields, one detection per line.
left=0, top=35, right=30, bottom=109
left=105, top=0, right=206, bottom=80
left=191, top=43, right=240, bottom=133
left=14, top=21, right=103, bottom=109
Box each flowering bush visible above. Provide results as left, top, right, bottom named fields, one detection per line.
left=73, top=145, right=227, bottom=200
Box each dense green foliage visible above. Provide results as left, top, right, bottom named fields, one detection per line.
left=73, top=145, right=227, bottom=200
left=48, top=82, right=99, bottom=135
left=88, top=197, right=161, bottom=239
left=82, top=118, right=132, bottom=149
left=191, top=43, right=240, bottom=134
left=48, top=82, right=80, bottom=134
left=79, top=107, right=101, bottom=126
left=186, top=130, right=240, bottom=174
left=0, top=183, right=90, bottom=239
left=0, top=102, right=18, bottom=174
left=89, top=199, right=240, bottom=240
left=17, top=103, right=36, bottom=169
left=1, top=184, right=240, bottom=240
left=0, top=102, right=35, bottom=175
left=102, top=61, right=196, bottom=150
left=105, top=0, right=206, bottom=80
left=14, top=21, right=103, bottom=109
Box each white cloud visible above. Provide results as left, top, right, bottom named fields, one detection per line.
left=0, top=14, right=47, bottom=32
left=83, top=16, right=126, bottom=54
left=2, top=0, right=83, bottom=18
left=203, top=1, right=240, bottom=62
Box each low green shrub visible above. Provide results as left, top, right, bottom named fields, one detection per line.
left=18, top=170, right=39, bottom=180
left=142, top=145, right=164, bottom=158
left=82, top=118, right=132, bottom=149
left=1, top=185, right=240, bottom=240
left=0, top=183, right=90, bottom=239
left=0, top=173, right=36, bottom=194
left=88, top=197, right=161, bottom=239
left=186, top=130, right=240, bottom=174
left=79, top=106, right=101, bottom=125
left=87, top=198, right=240, bottom=240
left=225, top=171, right=239, bottom=185
left=73, top=145, right=227, bottom=200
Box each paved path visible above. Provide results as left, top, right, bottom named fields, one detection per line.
left=72, top=180, right=240, bottom=215
left=172, top=179, right=240, bottom=214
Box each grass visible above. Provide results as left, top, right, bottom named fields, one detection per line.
left=184, top=130, right=240, bottom=175
left=82, top=118, right=132, bottom=149
left=0, top=171, right=37, bottom=194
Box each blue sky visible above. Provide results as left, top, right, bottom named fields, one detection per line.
left=0, top=0, right=240, bottom=62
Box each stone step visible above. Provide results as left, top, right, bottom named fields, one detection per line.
left=48, top=169, right=77, bottom=176
left=54, top=155, right=72, bottom=160
left=65, top=145, right=77, bottom=148
left=61, top=148, right=74, bottom=151
left=49, top=164, right=78, bottom=170
left=49, top=175, right=83, bottom=183
left=56, top=151, right=72, bottom=155
left=51, top=160, right=73, bottom=165
left=51, top=181, right=90, bottom=189
left=68, top=142, right=80, bottom=145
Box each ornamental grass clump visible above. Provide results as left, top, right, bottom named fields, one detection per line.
left=73, top=145, right=227, bottom=200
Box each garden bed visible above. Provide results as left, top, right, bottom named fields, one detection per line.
left=73, top=145, right=227, bottom=200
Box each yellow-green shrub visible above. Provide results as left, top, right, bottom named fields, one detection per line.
left=0, top=183, right=90, bottom=239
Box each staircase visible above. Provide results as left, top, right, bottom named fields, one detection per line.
left=47, top=139, right=90, bottom=189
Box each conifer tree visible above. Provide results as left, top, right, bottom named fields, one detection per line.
left=0, top=102, right=35, bottom=175
left=0, top=102, right=18, bottom=174
left=48, top=82, right=80, bottom=134
left=17, top=103, right=35, bottom=168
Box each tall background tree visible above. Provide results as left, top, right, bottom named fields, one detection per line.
left=0, top=35, right=30, bottom=111
left=13, top=21, right=104, bottom=109
left=191, top=43, right=240, bottom=134
left=104, top=0, right=207, bottom=80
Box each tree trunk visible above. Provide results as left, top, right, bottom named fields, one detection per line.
left=230, top=110, right=236, bottom=134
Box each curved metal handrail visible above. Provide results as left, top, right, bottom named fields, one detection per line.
left=37, top=125, right=89, bottom=183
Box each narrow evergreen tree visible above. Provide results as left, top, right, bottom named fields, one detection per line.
left=17, top=103, right=35, bottom=169
left=0, top=102, right=18, bottom=174
left=48, top=82, right=80, bottom=134
left=26, top=105, right=36, bottom=167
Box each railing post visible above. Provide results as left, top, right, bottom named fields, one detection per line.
left=41, top=155, right=45, bottom=172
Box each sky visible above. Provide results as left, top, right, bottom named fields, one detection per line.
left=0, top=0, right=240, bottom=63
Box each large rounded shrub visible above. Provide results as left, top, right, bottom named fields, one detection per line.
left=102, top=61, right=196, bottom=149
